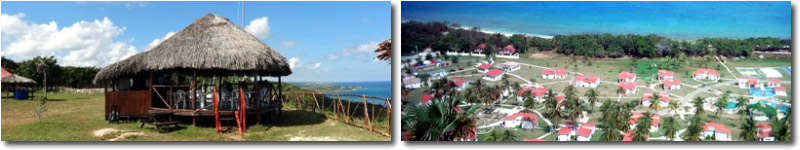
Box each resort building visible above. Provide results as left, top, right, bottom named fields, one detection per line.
left=556, top=95, right=567, bottom=110
left=403, top=77, right=422, bottom=89
left=483, top=69, right=505, bottom=81
left=642, top=92, right=669, bottom=107
left=477, top=64, right=491, bottom=73
left=629, top=112, right=661, bottom=132
left=738, top=77, right=760, bottom=89
left=663, top=78, right=682, bottom=90
left=618, top=82, right=638, bottom=95
left=657, top=70, right=674, bottom=81
left=541, top=68, right=568, bottom=80
left=499, top=44, right=517, bottom=56
left=702, top=122, right=733, bottom=141
left=420, top=94, right=433, bottom=106
left=618, top=71, right=638, bottom=83
left=517, top=87, right=548, bottom=102
left=501, top=61, right=521, bottom=72
left=451, top=77, right=469, bottom=91
left=775, top=86, right=787, bottom=96
left=576, top=127, right=593, bottom=141
left=501, top=112, right=539, bottom=130
left=766, top=79, right=781, bottom=87
left=557, top=127, right=574, bottom=141
left=572, top=74, right=600, bottom=88
left=474, top=43, right=487, bottom=54
left=460, top=128, right=478, bottom=141
left=693, top=69, right=720, bottom=81
left=757, top=123, right=775, bottom=141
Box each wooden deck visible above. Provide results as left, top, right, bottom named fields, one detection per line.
left=149, top=107, right=280, bottom=116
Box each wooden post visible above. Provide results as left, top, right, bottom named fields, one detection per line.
left=213, top=79, right=221, bottom=133
left=346, top=96, right=352, bottom=123
left=386, top=98, right=391, bottom=134
left=238, top=82, right=247, bottom=133
left=362, top=95, right=370, bottom=130
left=312, top=93, right=320, bottom=112
left=335, top=94, right=341, bottom=120
left=192, top=70, right=197, bottom=126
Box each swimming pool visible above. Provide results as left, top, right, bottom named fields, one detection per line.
left=782, top=66, right=791, bottom=75
left=762, top=100, right=790, bottom=112
left=750, top=88, right=776, bottom=97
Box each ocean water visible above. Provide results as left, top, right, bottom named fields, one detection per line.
left=329, top=81, right=392, bottom=105
left=402, top=1, right=790, bottom=40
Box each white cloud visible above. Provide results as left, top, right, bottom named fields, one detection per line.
left=310, top=62, right=321, bottom=70
left=0, top=13, right=138, bottom=67
left=343, top=41, right=379, bottom=56
left=326, top=54, right=339, bottom=60
left=144, top=31, right=175, bottom=51
left=245, top=17, right=271, bottom=38
left=125, top=2, right=147, bottom=9
left=288, top=57, right=300, bottom=69
left=280, top=41, right=297, bottom=48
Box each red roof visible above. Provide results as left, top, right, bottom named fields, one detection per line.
left=619, top=71, right=636, bottom=80
left=485, top=69, right=505, bottom=77
left=476, top=43, right=487, bottom=49
left=522, top=139, right=547, bottom=141
left=622, top=131, right=648, bottom=141
left=630, top=114, right=660, bottom=126
left=748, top=79, right=759, bottom=85
left=694, top=69, right=720, bottom=75
left=775, top=86, right=786, bottom=91
left=556, top=95, right=566, bottom=101
left=657, top=70, right=674, bottom=77
left=501, top=44, right=517, bottom=54
left=478, top=64, right=491, bottom=70
left=452, top=78, right=468, bottom=86
left=577, top=127, right=593, bottom=137
left=619, top=82, right=637, bottom=90
left=582, top=122, right=596, bottom=127
left=1, top=67, right=11, bottom=78
left=518, top=87, right=548, bottom=97
left=573, top=74, right=599, bottom=83
left=664, top=79, right=681, bottom=86
left=703, top=122, right=732, bottom=134
left=557, top=127, right=573, bottom=135
left=767, top=79, right=781, bottom=83
left=542, top=68, right=567, bottom=75
left=420, top=94, right=433, bottom=102
left=502, top=112, right=538, bottom=123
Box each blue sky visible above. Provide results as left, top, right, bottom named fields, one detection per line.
left=1, top=1, right=390, bottom=82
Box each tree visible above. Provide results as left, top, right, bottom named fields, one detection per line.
left=16, top=56, right=63, bottom=90
left=1, top=56, right=19, bottom=73
left=660, top=116, right=680, bottom=141
left=738, top=115, right=758, bottom=141
left=501, top=130, right=518, bottom=141
left=407, top=94, right=480, bottom=141
left=692, top=97, right=706, bottom=116
left=585, top=89, right=599, bottom=110
left=714, top=92, right=729, bottom=122
left=649, top=92, right=662, bottom=111
left=668, top=100, right=679, bottom=116
left=683, top=115, right=705, bottom=141
left=524, top=95, right=535, bottom=112
left=770, top=117, right=790, bottom=141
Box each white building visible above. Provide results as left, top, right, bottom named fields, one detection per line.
left=619, top=82, right=638, bottom=95
left=657, top=70, right=674, bottom=81
left=501, top=112, right=539, bottom=130
left=402, top=77, right=422, bottom=89
left=541, top=68, right=568, bottom=80
left=483, top=69, right=505, bottom=81
left=451, top=77, right=469, bottom=91
left=702, top=122, right=732, bottom=141
left=557, top=127, right=573, bottom=141
left=738, top=77, right=760, bottom=89
left=757, top=123, right=775, bottom=141
left=693, top=69, right=720, bottom=81
left=663, top=79, right=682, bottom=90
left=500, top=61, right=521, bottom=72
left=618, top=71, right=638, bottom=83
left=572, top=74, right=600, bottom=88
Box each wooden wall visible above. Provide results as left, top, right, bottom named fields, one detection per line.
left=105, top=90, right=151, bottom=118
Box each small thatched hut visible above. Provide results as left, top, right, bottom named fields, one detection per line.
left=375, top=39, right=391, bottom=61
left=93, top=14, right=292, bottom=132
left=1, top=67, right=37, bottom=99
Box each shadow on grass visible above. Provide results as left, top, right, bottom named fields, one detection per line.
left=271, top=110, right=327, bottom=127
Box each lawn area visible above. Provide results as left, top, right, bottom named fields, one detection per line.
left=1, top=92, right=389, bottom=141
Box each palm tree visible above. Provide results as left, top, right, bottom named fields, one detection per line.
left=569, top=99, right=586, bottom=123
left=649, top=92, right=662, bottom=112
left=409, top=94, right=480, bottom=141
left=691, top=97, right=705, bottom=116
left=668, top=100, right=679, bottom=116
left=599, top=102, right=621, bottom=141
left=660, top=116, right=680, bottom=141
left=563, top=85, right=576, bottom=100
left=714, top=93, right=729, bottom=121
left=770, top=117, right=790, bottom=141
left=547, top=101, right=563, bottom=129
left=735, top=96, right=749, bottom=121
left=585, top=89, right=599, bottom=109
left=739, top=115, right=758, bottom=141
left=683, top=115, right=705, bottom=141
left=483, top=130, right=500, bottom=141
left=523, top=95, right=535, bottom=112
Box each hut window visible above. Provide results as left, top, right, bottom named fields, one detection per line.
left=118, top=77, right=134, bottom=91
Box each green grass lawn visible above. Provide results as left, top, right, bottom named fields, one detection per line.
left=1, top=92, right=388, bottom=141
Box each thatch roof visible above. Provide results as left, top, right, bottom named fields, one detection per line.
left=2, top=74, right=37, bottom=84
left=94, top=14, right=291, bottom=84
left=375, top=39, right=391, bottom=61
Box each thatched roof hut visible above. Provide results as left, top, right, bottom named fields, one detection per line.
left=375, top=39, right=391, bottom=61
left=1, top=74, right=37, bottom=84
left=94, top=13, right=292, bottom=84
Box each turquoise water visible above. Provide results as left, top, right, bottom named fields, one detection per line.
left=750, top=88, right=776, bottom=97
left=329, top=81, right=391, bottom=106
left=762, top=100, right=789, bottom=112
left=402, top=1, right=790, bottom=40
left=726, top=101, right=738, bottom=109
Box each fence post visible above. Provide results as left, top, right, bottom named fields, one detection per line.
left=362, top=95, right=371, bottom=131
left=386, top=98, right=391, bottom=135
left=335, top=94, right=340, bottom=120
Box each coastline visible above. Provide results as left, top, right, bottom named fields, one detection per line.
left=453, top=25, right=554, bottom=39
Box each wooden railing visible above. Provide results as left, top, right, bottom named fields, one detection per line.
left=283, top=91, right=391, bottom=136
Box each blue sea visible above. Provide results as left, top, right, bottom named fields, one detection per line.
left=402, top=1, right=790, bottom=40
left=328, top=81, right=392, bottom=106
